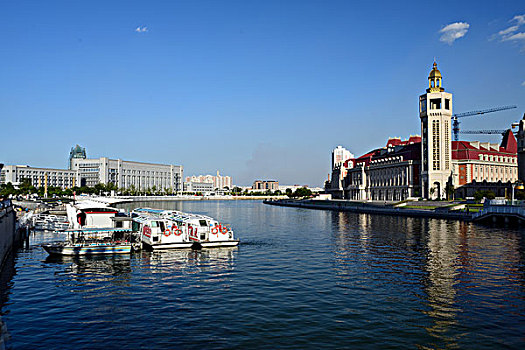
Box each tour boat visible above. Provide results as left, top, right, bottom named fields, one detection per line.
left=131, top=208, right=239, bottom=250
left=66, top=202, right=128, bottom=230
left=42, top=227, right=137, bottom=256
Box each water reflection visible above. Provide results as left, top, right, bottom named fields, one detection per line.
left=139, top=247, right=237, bottom=275
left=423, top=220, right=461, bottom=347
left=43, top=255, right=132, bottom=291
left=330, top=211, right=525, bottom=348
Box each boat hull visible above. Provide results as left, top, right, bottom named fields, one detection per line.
left=145, top=240, right=240, bottom=250
left=42, top=243, right=132, bottom=256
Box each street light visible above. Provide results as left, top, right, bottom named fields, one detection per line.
left=511, top=181, right=524, bottom=205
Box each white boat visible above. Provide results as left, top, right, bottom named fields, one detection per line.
left=33, top=213, right=70, bottom=231
left=131, top=208, right=239, bottom=250
left=42, top=228, right=137, bottom=256
left=66, top=202, right=130, bottom=230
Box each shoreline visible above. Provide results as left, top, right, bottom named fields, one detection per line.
left=263, top=199, right=474, bottom=221
left=82, top=195, right=287, bottom=206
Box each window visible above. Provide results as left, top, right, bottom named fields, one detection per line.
left=445, top=99, right=450, bottom=110
left=430, top=98, right=441, bottom=109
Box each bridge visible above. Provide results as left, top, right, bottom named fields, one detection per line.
left=472, top=204, right=525, bottom=224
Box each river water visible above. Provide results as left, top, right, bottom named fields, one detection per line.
left=1, top=200, right=524, bottom=349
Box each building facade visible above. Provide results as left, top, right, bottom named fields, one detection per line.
left=343, top=137, right=421, bottom=201
left=335, top=62, right=519, bottom=201
left=183, top=181, right=214, bottom=193
left=325, top=146, right=355, bottom=199
left=420, top=62, right=453, bottom=199
left=252, top=180, right=279, bottom=191
left=70, top=157, right=183, bottom=192
left=0, top=165, right=78, bottom=190
left=185, top=171, right=232, bottom=190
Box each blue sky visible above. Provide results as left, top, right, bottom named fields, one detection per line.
left=1, top=0, right=524, bottom=186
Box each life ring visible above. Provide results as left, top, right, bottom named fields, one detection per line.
left=211, top=226, right=219, bottom=235
left=221, top=226, right=228, bottom=234
left=174, top=228, right=183, bottom=236
left=163, top=229, right=171, bottom=237
left=143, top=225, right=151, bottom=238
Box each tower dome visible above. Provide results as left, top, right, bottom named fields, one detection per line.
left=427, top=61, right=444, bottom=93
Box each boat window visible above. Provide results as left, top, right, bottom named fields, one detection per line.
left=199, top=220, right=208, bottom=227
left=158, top=221, right=165, bottom=231
left=132, top=221, right=140, bottom=232
left=151, top=221, right=158, bottom=228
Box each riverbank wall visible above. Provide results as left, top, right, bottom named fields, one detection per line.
left=87, top=195, right=287, bottom=206
left=0, top=200, right=22, bottom=271
left=264, top=199, right=474, bottom=221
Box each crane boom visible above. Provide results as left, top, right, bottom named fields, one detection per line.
left=460, top=129, right=508, bottom=135
left=453, top=105, right=517, bottom=118
left=452, top=105, right=517, bottom=141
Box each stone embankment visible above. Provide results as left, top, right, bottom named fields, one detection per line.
left=264, top=199, right=474, bottom=221
left=0, top=200, right=25, bottom=271
left=89, top=195, right=287, bottom=205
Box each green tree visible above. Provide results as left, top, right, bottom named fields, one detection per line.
left=285, top=188, right=293, bottom=197
left=294, top=187, right=312, bottom=198
left=0, top=182, right=16, bottom=197
left=94, top=183, right=106, bottom=195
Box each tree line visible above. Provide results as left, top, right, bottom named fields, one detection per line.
left=1, top=180, right=315, bottom=198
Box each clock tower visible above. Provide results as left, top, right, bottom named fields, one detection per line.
left=420, top=62, right=453, bottom=199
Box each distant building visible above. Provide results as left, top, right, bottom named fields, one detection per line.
left=0, top=165, right=78, bottom=190
left=70, top=157, right=183, bottom=192
left=252, top=180, right=279, bottom=191
left=332, top=146, right=354, bottom=170
left=183, top=181, right=214, bottom=194
left=69, top=145, right=87, bottom=170
left=185, top=171, right=232, bottom=190
left=325, top=146, right=355, bottom=198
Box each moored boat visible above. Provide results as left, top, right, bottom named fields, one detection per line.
left=131, top=208, right=239, bottom=250
left=42, top=228, right=136, bottom=256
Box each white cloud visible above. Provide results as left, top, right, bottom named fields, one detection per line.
left=512, top=14, right=525, bottom=25
left=522, top=81, right=525, bottom=86
left=492, top=14, right=525, bottom=50
left=135, top=26, right=148, bottom=33
left=439, top=22, right=470, bottom=44
left=502, top=32, right=525, bottom=41
left=499, top=25, right=519, bottom=36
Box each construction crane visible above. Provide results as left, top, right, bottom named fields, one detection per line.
left=452, top=105, right=517, bottom=141
left=460, top=129, right=508, bottom=136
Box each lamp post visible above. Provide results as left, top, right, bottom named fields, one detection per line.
left=511, top=181, right=524, bottom=206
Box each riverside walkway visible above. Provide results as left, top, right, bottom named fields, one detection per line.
left=264, top=198, right=474, bottom=221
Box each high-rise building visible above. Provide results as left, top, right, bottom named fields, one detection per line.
left=332, top=146, right=354, bottom=170
left=419, top=62, right=453, bottom=199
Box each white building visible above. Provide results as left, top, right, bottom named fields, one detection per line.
left=183, top=181, right=214, bottom=193
left=71, top=157, right=183, bottom=193
left=332, top=146, right=354, bottom=170
left=325, top=146, right=355, bottom=198
left=0, top=165, right=78, bottom=190
left=185, top=171, right=232, bottom=190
